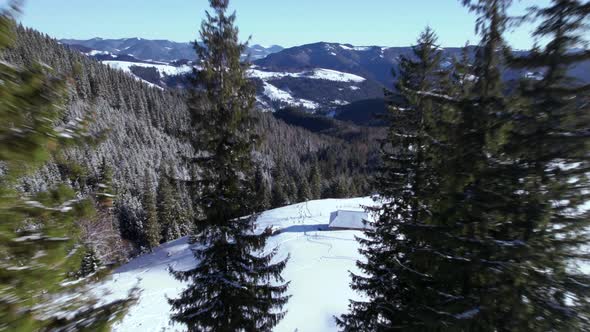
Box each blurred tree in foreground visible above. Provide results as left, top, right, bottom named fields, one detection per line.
left=0, top=4, right=134, bottom=330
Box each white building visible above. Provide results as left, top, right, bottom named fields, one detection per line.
left=328, top=210, right=373, bottom=230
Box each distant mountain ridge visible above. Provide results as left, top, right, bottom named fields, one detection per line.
left=62, top=38, right=590, bottom=124
left=60, top=37, right=284, bottom=62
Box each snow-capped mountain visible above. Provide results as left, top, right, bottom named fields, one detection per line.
left=101, top=197, right=379, bottom=332
left=65, top=38, right=590, bottom=119
left=60, top=37, right=284, bottom=62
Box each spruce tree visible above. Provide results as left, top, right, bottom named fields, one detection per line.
left=0, top=6, right=133, bottom=330
left=297, top=176, right=312, bottom=202
left=96, top=156, right=115, bottom=208
left=338, top=26, right=452, bottom=330
left=342, top=1, right=590, bottom=330
left=309, top=161, right=323, bottom=199
left=142, top=172, right=160, bottom=250
left=499, top=0, right=590, bottom=329
left=77, top=247, right=102, bottom=278
left=157, top=168, right=183, bottom=242
left=271, top=160, right=289, bottom=208
left=168, top=1, right=289, bottom=330
left=253, top=166, right=272, bottom=211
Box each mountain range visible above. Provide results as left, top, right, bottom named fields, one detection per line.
left=60, top=38, right=590, bottom=124
left=60, top=37, right=284, bottom=62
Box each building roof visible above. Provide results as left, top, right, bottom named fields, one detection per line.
left=328, top=210, right=371, bottom=230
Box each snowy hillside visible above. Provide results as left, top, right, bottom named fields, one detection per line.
left=99, top=58, right=381, bottom=112
left=102, top=197, right=379, bottom=332
left=103, top=61, right=192, bottom=77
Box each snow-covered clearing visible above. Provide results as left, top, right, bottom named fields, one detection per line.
left=262, top=82, right=320, bottom=110
left=102, top=197, right=377, bottom=332
left=338, top=44, right=373, bottom=52
left=103, top=61, right=192, bottom=76
left=248, top=68, right=366, bottom=83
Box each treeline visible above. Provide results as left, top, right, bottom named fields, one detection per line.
left=3, top=22, right=379, bottom=263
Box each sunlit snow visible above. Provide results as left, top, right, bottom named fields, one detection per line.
left=103, top=61, right=192, bottom=77
left=102, top=197, right=378, bottom=332
left=248, top=68, right=366, bottom=83
left=262, top=82, right=320, bottom=110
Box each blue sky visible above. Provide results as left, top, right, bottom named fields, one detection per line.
left=14, top=0, right=546, bottom=48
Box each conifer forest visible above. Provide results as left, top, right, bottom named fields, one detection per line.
left=0, top=0, right=589, bottom=331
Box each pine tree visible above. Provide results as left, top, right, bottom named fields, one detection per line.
left=338, top=26, right=452, bottom=330
left=0, top=6, right=133, bottom=330
left=168, top=1, right=290, bottom=330
left=142, top=172, right=160, bottom=250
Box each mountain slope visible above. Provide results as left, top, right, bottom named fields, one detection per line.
left=7, top=25, right=378, bottom=255
left=255, top=42, right=590, bottom=87
left=101, top=197, right=378, bottom=332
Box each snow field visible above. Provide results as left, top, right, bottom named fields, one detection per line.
left=103, top=197, right=378, bottom=332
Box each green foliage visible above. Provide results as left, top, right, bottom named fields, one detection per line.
left=0, top=7, right=133, bottom=331
left=157, top=167, right=185, bottom=242
left=96, top=157, right=115, bottom=208
left=169, top=1, right=289, bottom=330
left=77, top=246, right=102, bottom=278
left=338, top=26, right=452, bottom=330
left=253, top=166, right=272, bottom=211
left=341, top=1, right=590, bottom=330
left=142, top=173, right=160, bottom=250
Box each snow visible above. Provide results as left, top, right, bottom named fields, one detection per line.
left=349, top=86, right=360, bottom=91
left=525, top=71, right=544, bottom=81
left=102, top=197, right=378, bottom=332
left=248, top=68, right=365, bottom=83
left=102, top=61, right=192, bottom=77
left=331, top=99, right=349, bottom=106
left=310, top=69, right=365, bottom=82
left=339, top=44, right=372, bottom=51
left=87, top=50, right=111, bottom=56
left=262, top=82, right=320, bottom=109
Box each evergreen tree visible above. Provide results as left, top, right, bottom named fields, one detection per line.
left=96, top=157, right=115, bottom=208
left=271, top=161, right=289, bottom=208
left=157, top=168, right=183, bottom=242
left=77, top=247, right=102, bottom=278
left=338, top=26, right=451, bottom=330
left=499, top=0, right=590, bottom=329
left=326, top=177, right=349, bottom=199
left=253, top=166, right=271, bottom=211
left=0, top=6, right=133, bottom=330
left=343, top=1, right=590, bottom=330
left=297, top=176, right=312, bottom=202
left=309, top=161, right=323, bottom=199
left=142, top=172, right=160, bottom=250
left=168, top=1, right=289, bottom=330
